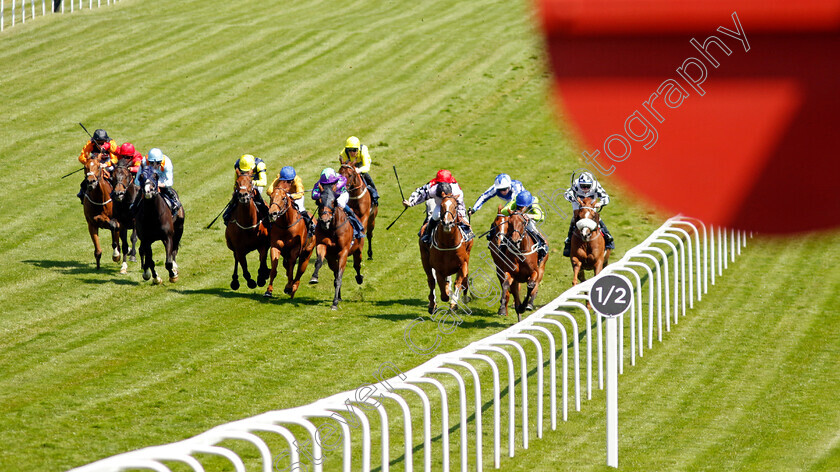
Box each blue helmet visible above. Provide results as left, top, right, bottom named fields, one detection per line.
left=280, top=166, right=296, bottom=180
left=147, top=148, right=164, bottom=163
left=515, top=190, right=534, bottom=208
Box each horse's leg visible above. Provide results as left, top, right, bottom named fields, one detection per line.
left=257, top=242, right=270, bottom=287
left=119, top=222, right=129, bottom=275
left=283, top=251, right=296, bottom=296
left=367, top=205, right=378, bottom=260
left=164, top=237, right=178, bottom=283
left=436, top=269, right=450, bottom=303
left=309, top=244, right=326, bottom=284
left=292, top=239, right=315, bottom=295
left=239, top=248, right=257, bottom=289
left=510, top=280, right=524, bottom=321
left=110, top=220, right=121, bottom=263
left=140, top=240, right=151, bottom=280
left=571, top=258, right=583, bottom=286
left=264, top=245, right=280, bottom=298
left=353, top=246, right=363, bottom=285
left=88, top=222, right=102, bottom=270
left=147, top=243, right=161, bottom=285
left=128, top=228, right=137, bottom=262
left=230, top=253, right=241, bottom=290
left=498, top=274, right=512, bottom=317
left=331, top=251, right=349, bottom=310
left=451, top=260, right=470, bottom=310
left=520, top=275, right=538, bottom=315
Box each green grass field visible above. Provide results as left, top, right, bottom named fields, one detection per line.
left=1, top=1, right=839, bottom=471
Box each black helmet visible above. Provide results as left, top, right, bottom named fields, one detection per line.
left=436, top=182, right=452, bottom=198
left=92, top=129, right=109, bottom=143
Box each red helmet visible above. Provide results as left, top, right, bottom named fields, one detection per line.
left=118, top=143, right=136, bottom=157
left=430, top=169, right=457, bottom=184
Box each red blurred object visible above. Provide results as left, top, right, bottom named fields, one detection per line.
left=539, top=0, right=840, bottom=234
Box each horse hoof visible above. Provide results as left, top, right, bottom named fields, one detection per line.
left=112, top=255, right=121, bottom=263
left=355, top=275, right=363, bottom=285
left=283, top=287, right=293, bottom=296
left=120, top=263, right=128, bottom=275
left=143, top=269, right=151, bottom=281
left=428, top=303, right=436, bottom=314
left=128, top=255, right=137, bottom=262
left=331, top=305, right=338, bottom=311
left=169, top=276, right=178, bottom=283
left=498, top=308, right=507, bottom=317
left=247, top=279, right=257, bottom=289
left=309, top=277, right=318, bottom=285
left=367, top=255, right=373, bottom=261
left=257, top=278, right=267, bottom=287
left=153, top=276, right=162, bottom=285
left=526, top=303, right=535, bottom=311
left=231, top=280, right=240, bottom=290
left=264, top=289, right=273, bottom=298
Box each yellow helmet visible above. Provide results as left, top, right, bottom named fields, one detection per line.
left=344, top=136, right=361, bottom=150
left=239, top=154, right=256, bottom=172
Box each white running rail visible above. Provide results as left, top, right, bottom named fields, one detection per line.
left=1, top=0, right=121, bottom=32
left=68, top=216, right=749, bottom=472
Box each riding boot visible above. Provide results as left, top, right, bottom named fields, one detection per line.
left=342, top=204, right=366, bottom=239
left=253, top=191, right=269, bottom=221
left=421, top=218, right=439, bottom=244
left=362, top=173, right=379, bottom=206
left=459, top=219, right=474, bottom=241
left=527, top=220, right=548, bottom=263
left=600, top=219, right=615, bottom=250
left=77, top=180, right=87, bottom=203
left=301, top=210, right=315, bottom=235
left=162, top=187, right=182, bottom=214
left=563, top=219, right=575, bottom=257
left=223, top=195, right=237, bottom=225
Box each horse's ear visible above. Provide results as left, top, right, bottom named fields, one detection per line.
left=235, top=168, right=242, bottom=178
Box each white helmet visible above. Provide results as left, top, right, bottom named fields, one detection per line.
left=575, top=172, right=595, bottom=193
left=147, top=148, right=164, bottom=163
left=494, top=173, right=512, bottom=190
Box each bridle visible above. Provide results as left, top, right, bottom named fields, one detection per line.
left=340, top=164, right=368, bottom=199
left=232, top=174, right=261, bottom=230
left=431, top=196, right=463, bottom=251
left=84, top=160, right=112, bottom=206
left=506, top=211, right=539, bottom=256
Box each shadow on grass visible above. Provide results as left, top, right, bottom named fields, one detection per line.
left=173, top=286, right=323, bottom=306
left=22, top=259, right=109, bottom=275
left=365, top=312, right=508, bottom=329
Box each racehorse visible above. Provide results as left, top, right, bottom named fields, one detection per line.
left=497, top=208, right=549, bottom=320
left=570, top=196, right=609, bottom=285
left=419, top=192, right=473, bottom=314
left=339, top=163, right=378, bottom=260
left=111, top=163, right=139, bottom=274
left=225, top=171, right=270, bottom=291
left=264, top=187, right=315, bottom=298
left=82, top=156, right=119, bottom=270
left=135, top=167, right=185, bottom=284
left=309, top=185, right=364, bottom=309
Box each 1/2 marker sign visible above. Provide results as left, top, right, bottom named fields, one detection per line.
left=590, top=275, right=633, bottom=318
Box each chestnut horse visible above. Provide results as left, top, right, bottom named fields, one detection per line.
left=339, top=164, right=378, bottom=260
left=419, top=193, right=473, bottom=314
left=264, top=187, right=316, bottom=298
left=309, top=185, right=364, bottom=309
left=501, top=210, right=549, bottom=319
left=135, top=168, right=185, bottom=284
left=225, top=171, right=270, bottom=290
left=570, top=196, right=610, bottom=285
left=111, top=163, right=139, bottom=274
left=82, top=157, right=120, bottom=269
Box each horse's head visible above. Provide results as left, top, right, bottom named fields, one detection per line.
left=576, top=197, right=600, bottom=240
left=507, top=209, right=529, bottom=246
left=338, top=164, right=360, bottom=187
left=112, top=164, right=132, bottom=202
left=436, top=183, right=458, bottom=233
left=492, top=205, right=508, bottom=246
left=268, top=187, right=291, bottom=223
left=235, top=170, right=254, bottom=206
left=318, top=184, right=337, bottom=230
left=139, top=167, right=159, bottom=199
left=84, top=158, right=102, bottom=190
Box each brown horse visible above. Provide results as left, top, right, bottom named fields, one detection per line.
left=82, top=157, right=120, bottom=269
left=339, top=164, right=378, bottom=260
left=135, top=167, right=185, bottom=284
left=225, top=171, right=270, bottom=290
left=501, top=210, right=549, bottom=319
left=111, top=163, right=139, bottom=274
left=419, top=193, right=473, bottom=314
left=264, top=187, right=316, bottom=298
left=309, top=185, right=364, bottom=309
left=570, top=197, right=610, bottom=285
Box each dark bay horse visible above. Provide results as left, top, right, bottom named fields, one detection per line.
left=82, top=157, right=119, bottom=269
left=136, top=168, right=185, bottom=284
left=498, top=209, right=548, bottom=320
left=570, top=197, right=610, bottom=285
left=309, top=186, right=364, bottom=309
left=339, top=164, right=378, bottom=260
left=264, top=187, right=315, bottom=298
left=419, top=193, right=473, bottom=314
left=225, top=171, right=270, bottom=291
left=111, top=163, right=139, bottom=274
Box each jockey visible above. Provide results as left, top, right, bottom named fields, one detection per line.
left=223, top=154, right=268, bottom=225
left=563, top=172, right=614, bottom=256
left=402, top=169, right=471, bottom=244
left=115, top=143, right=144, bottom=175
left=339, top=136, right=379, bottom=206
left=500, top=190, right=548, bottom=263
left=267, top=165, right=315, bottom=234
left=76, top=128, right=118, bottom=202
left=468, top=173, right=527, bottom=215
left=311, top=167, right=366, bottom=240
left=134, top=148, right=182, bottom=213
